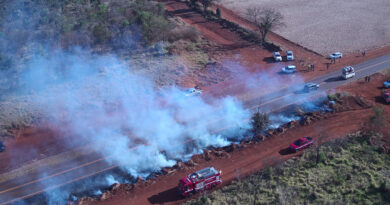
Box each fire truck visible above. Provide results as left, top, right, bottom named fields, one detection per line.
left=178, top=167, right=222, bottom=197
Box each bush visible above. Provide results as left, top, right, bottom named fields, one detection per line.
left=369, top=106, right=386, bottom=133
left=168, top=26, right=199, bottom=42
left=251, top=111, right=269, bottom=136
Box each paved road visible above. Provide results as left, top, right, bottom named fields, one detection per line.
left=0, top=54, right=389, bottom=204
left=244, top=54, right=390, bottom=112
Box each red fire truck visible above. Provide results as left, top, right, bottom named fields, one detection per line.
left=178, top=166, right=222, bottom=197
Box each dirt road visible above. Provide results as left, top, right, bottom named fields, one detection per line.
left=1, top=1, right=390, bottom=204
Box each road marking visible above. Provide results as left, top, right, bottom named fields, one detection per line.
left=355, top=59, right=390, bottom=73
left=1, top=57, right=390, bottom=204
left=0, top=165, right=119, bottom=205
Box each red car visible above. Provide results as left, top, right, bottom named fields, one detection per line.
left=383, top=91, right=390, bottom=104
left=289, top=137, right=313, bottom=152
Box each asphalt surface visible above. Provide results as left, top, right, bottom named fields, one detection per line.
left=0, top=54, right=390, bottom=204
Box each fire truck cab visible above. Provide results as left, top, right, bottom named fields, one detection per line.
left=178, top=167, right=222, bottom=197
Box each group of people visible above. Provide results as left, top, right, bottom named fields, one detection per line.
left=307, top=64, right=315, bottom=71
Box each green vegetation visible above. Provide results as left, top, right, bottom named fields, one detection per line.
left=187, top=133, right=390, bottom=205
left=0, top=0, right=177, bottom=54
left=369, top=106, right=386, bottom=133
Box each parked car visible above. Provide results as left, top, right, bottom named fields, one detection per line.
left=303, top=83, right=319, bottom=92
left=329, top=52, right=343, bottom=59
left=286, top=50, right=294, bottom=61
left=0, top=141, right=4, bottom=152
left=273, top=52, right=282, bottom=62
left=383, top=91, right=390, bottom=104
left=383, top=79, right=390, bottom=88
left=281, top=65, right=297, bottom=74
left=185, top=87, right=202, bottom=96
left=289, top=137, right=313, bottom=152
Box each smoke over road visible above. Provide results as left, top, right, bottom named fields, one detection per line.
left=0, top=1, right=328, bottom=204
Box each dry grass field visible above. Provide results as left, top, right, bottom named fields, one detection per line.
left=219, top=0, right=390, bottom=55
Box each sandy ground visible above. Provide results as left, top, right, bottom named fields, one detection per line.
left=218, top=0, right=390, bottom=55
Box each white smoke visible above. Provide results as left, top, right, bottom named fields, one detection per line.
left=15, top=48, right=250, bottom=179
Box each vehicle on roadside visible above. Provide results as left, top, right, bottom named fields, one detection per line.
left=303, top=82, right=319, bottom=92
left=341, top=66, right=355, bottom=79
left=178, top=167, right=222, bottom=197
left=286, top=50, right=294, bottom=61
left=383, top=79, right=390, bottom=88
left=383, top=91, right=390, bottom=104
left=289, top=137, right=313, bottom=152
left=184, top=87, right=202, bottom=97
left=273, top=52, right=282, bottom=62
left=0, top=141, right=4, bottom=152
left=329, top=52, right=343, bottom=59
left=281, top=65, right=297, bottom=74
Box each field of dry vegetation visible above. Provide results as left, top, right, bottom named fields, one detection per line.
left=219, top=0, right=390, bottom=55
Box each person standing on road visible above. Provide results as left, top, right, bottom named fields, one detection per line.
left=312, top=64, right=315, bottom=71
left=362, top=50, right=366, bottom=57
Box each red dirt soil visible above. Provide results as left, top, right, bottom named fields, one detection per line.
left=165, top=0, right=390, bottom=98
left=1, top=0, right=389, bottom=204
left=92, top=73, right=390, bottom=205
left=0, top=126, right=70, bottom=174
left=93, top=110, right=375, bottom=205
left=88, top=2, right=390, bottom=204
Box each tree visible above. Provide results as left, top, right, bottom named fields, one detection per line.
left=216, top=7, right=221, bottom=18
left=246, top=7, right=284, bottom=44
left=251, top=111, right=269, bottom=136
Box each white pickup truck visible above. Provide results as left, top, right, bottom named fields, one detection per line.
left=342, top=66, right=355, bottom=80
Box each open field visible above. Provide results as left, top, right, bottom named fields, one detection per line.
left=219, top=0, right=390, bottom=55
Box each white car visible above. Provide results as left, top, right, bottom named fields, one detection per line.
left=286, top=50, right=294, bottom=61
left=281, top=65, right=296, bottom=74
left=184, top=87, right=202, bottom=96
left=273, top=52, right=282, bottom=62
left=303, top=83, right=319, bottom=92
left=329, top=52, right=343, bottom=59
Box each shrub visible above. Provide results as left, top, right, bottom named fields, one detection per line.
left=168, top=26, right=199, bottom=42
left=369, top=106, right=386, bottom=133
left=251, top=111, right=269, bottom=136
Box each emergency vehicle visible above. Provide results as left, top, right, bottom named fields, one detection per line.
left=178, top=167, right=222, bottom=197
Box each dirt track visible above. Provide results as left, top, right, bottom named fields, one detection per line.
left=1, top=1, right=390, bottom=204
left=94, top=109, right=373, bottom=205
left=94, top=71, right=390, bottom=205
